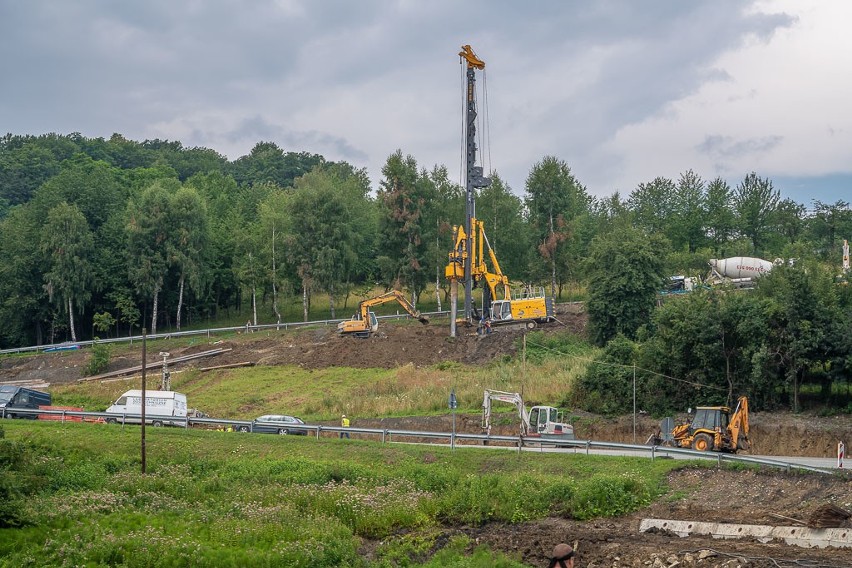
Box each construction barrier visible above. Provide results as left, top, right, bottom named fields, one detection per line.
left=38, top=405, right=84, bottom=422
left=839, top=441, right=845, bottom=469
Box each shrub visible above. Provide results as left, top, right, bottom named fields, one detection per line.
left=84, top=340, right=111, bottom=376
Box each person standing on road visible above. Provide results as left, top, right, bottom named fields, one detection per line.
left=340, top=414, right=350, bottom=439
left=548, top=543, right=575, bottom=568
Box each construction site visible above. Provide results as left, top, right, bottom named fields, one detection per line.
left=1, top=43, right=851, bottom=567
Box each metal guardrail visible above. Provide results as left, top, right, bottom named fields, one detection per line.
left=2, top=408, right=838, bottom=475
left=0, top=311, right=452, bottom=356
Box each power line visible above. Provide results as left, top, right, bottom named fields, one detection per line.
left=524, top=338, right=726, bottom=391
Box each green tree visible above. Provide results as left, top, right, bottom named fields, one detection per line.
left=418, top=165, right=464, bottom=308
left=669, top=170, right=707, bottom=253
left=185, top=172, right=242, bottom=318
left=704, top=177, right=736, bottom=255
left=168, top=187, right=210, bottom=331
left=376, top=150, right=433, bottom=302
left=477, top=174, right=531, bottom=282
left=773, top=198, right=806, bottom=246
left=585, top=226, right=666, bottom=346
left=756, top=262, right=841, bottom=412
left=524, top=156, right=590, bottom=297
left=0, top=206, right=52, bottom=346
left=285, top=168, right=372, bottom=320
left=0, top=139, right=61, bottom=205
left=808, top=200, right=852, bottom=261
left=627, top=177, right=675, bottom=236
left=574, top=335, right=638, bottom=415
left=40, top=203, right=95, bottom=343
left=229, top=142, right=326, bottom=188
left=733, top=172, right=779, bottom=255
left=126, top=181, right=175, bottom=335
left=257, top=190, right=291, bottom=323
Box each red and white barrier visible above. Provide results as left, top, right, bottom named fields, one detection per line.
left=839, top=441, right=845, bottom=469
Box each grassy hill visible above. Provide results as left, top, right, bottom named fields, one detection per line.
left=48, top=330, right=596, bottom=423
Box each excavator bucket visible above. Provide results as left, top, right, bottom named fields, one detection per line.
left=418, top=315, right=430, bottom=324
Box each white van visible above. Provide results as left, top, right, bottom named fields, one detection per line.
left=105, top=390, right=188, bottom=427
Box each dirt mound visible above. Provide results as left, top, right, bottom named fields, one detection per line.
left=462, top=467, right=852, bottom=567
left=249, top=322, right=521, bottom=369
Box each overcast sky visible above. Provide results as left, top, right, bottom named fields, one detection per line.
left=2, top=1, right=850, bottom=206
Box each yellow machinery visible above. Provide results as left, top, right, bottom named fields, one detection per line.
left=652, top=396, right=750, bottom=453
left=446, top=45, right=553, bottom=333
left=445, top=218, right=553, bottom=329
left=337, top=290, right=429, bottom=337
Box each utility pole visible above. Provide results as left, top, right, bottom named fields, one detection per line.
left=141, top=328, right=147, bottom=474
left=160, top=351, right=171, bottom=391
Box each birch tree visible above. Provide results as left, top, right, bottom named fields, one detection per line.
left=126, top=181, right=173, bottom=335
left=41, top=202, right=95, bottom=342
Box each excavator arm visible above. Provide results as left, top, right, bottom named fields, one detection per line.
left=358, top=291, right=430, bottom=324
left=482, top=389, right=530, bottom=437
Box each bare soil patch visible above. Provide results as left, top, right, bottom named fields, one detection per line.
left=459, top=467, right=852, bottom=567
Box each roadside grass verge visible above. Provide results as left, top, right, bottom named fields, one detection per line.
left=0, top=421, right=677, bottom=567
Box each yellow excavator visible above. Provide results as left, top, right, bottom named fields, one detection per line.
left=650, top=396, right=750, bottom=453
left=337, top=290, right=429, bottom=337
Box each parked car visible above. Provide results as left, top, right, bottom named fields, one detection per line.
left=236, top=414, right=308, bottom=435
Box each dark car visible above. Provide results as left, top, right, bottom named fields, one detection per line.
left=236, top=414, right=308, bottom=435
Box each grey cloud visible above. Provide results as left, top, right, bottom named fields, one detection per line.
left=697, top=134, right=784, bottom=159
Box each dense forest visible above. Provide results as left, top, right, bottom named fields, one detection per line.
left=1, top=132, right=850, bottom=411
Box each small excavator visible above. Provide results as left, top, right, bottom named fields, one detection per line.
left=481, top=389, right=575, bottom=446
left=337, top=290, right=429, bottom=337
left=649, top=396, right=750, bottom=453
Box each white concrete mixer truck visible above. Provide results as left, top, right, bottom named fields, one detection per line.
left=707, top=256, right=779, bottom=288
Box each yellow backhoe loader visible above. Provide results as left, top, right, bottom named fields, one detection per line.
left=649, top=396, right=750, bottom=453
left=337, top=290, right=429, bottom=337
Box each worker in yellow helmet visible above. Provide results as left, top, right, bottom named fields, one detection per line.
left=340, top=414, right=350, bottom=439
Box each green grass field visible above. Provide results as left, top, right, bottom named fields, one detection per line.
left=0, top=328, right=712, bottom=567
left=0, top=421, right=681, bottom=567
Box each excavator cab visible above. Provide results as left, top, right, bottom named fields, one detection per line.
left=529, top=405, right=574, bottom=438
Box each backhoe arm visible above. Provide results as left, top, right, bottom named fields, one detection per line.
left=728, top=396, right=749, bottom=449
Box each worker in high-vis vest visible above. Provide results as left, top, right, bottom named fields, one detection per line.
left=340, top=414, right=350, bottom=439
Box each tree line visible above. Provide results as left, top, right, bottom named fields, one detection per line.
left=1, top=132, right=851, bottom=397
